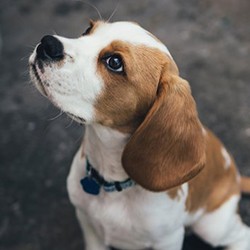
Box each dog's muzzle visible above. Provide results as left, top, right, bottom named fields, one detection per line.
left=36, top=35, right=64, bottom=61
left=29, top=35, right=65, bottom=97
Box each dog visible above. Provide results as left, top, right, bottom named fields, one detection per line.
left=29, top=20, right=250, bottom=250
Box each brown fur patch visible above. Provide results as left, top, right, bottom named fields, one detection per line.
left=186, top=128, right=240, bottom=212
left=122, top=73, right=205, bottom=191
left=94, top=41, right=174, bottom=133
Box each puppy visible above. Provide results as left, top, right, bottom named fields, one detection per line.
left=29, top=20, right=250, bottom=250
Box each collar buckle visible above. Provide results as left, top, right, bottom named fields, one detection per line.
left=80, top=158, right=136, bottom=195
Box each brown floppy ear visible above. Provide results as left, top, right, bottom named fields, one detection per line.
left=122, top=64, right=206, bottom=191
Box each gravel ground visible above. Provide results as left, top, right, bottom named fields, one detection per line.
left=0, top=0, right=249, bottom=250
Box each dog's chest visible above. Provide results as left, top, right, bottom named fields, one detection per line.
left=67, top=147, right=188, bottom=249
left=88, top=189, right=187, bottom=249
left=75, top=181, right=187, bottom=249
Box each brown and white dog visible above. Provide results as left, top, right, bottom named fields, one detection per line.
left=29, top=20, right=250, bottom=250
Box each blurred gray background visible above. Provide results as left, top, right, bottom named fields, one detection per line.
left=0, top=0, right=250, bottom=249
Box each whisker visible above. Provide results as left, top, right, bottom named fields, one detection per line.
left=73, top=126, right=85, bottom=144
left=65, top=117, right=74, bottom=128
left=52, top=29, right=58, bottom=36
left=21, top=69, right=30, bottom=77
left=107, top=0, right=120, bottom=22
left=20, top=55, right=30, bottom=61
left=48, top=110, right=64, bottom=121
left=25, top=44, right=36, bottom=50
left=73, top=0, right=103, bottom=20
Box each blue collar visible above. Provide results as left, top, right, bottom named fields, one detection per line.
left=80, top=158, right=136, bottom=195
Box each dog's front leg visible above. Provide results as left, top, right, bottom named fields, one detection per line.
left=153, top=227, right=184, bottom=250
left=76, top=208, right=109, bottom=250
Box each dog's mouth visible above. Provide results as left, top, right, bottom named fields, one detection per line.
left=30, top=61, right=48, bottom=97
left=30, top=61, right=86, bottom=124
left=30, top=55, right=86, bottom=125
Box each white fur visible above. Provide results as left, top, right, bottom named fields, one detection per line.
left=89, top=22, right=172, bottom=58
left=29, top=36, right=103, bottom=122
left=192, top=195, right=250, bottom=249
left=184, top=208, right=205, bottom=227
left=84, top=124, right=130, bottom=182
left=221, top=147, right=231, bottom=169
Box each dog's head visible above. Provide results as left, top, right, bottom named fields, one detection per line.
left=29, top=21, right=205, bottom=191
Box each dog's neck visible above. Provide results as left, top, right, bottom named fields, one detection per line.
left=84, top=124, right=131, bottom=182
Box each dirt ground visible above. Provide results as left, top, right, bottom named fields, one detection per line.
left=0, top=0, right=250, bottom=250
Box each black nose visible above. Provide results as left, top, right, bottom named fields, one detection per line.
left=36, top=35, right=64, bottom=61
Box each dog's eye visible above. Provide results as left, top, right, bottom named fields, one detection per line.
left=82, top=26, right=92, bottom=36
left=104, top=55, right=124, bottom=73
